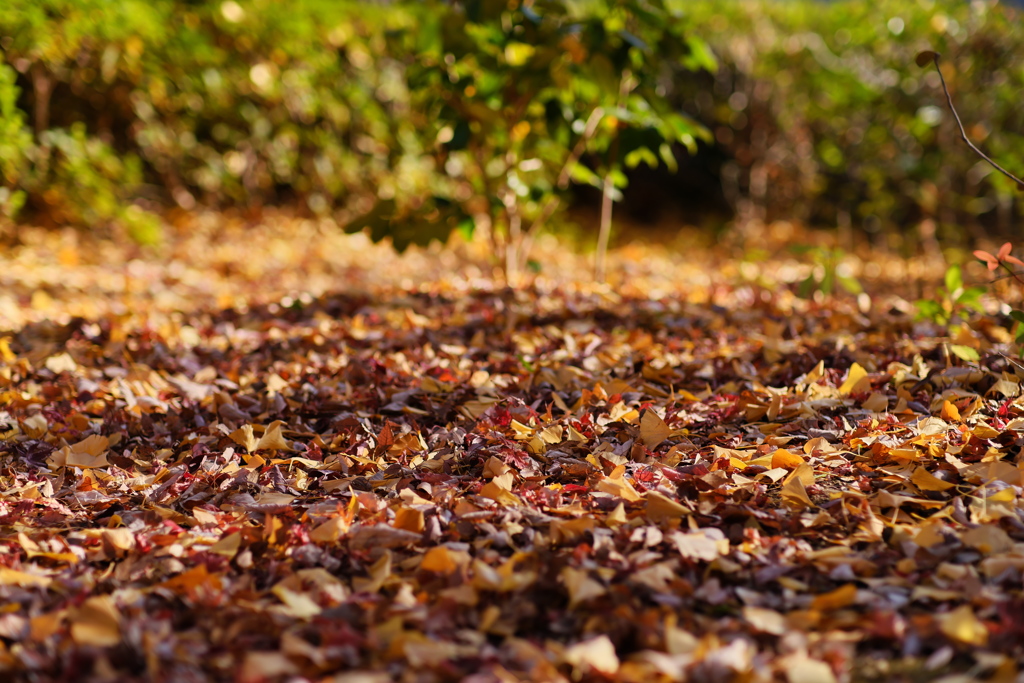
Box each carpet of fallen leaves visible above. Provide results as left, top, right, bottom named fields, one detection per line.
left=1, top=214, right=1024, bottom=683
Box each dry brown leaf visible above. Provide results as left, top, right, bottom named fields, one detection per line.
left=348, top=524, right=421, bottom=550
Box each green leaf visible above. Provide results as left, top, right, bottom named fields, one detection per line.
left=682, top=36, right=718, bottom=72
left=567, top=162, right=601, bottom=189
left=914, top=299, right=944, bottom=323
left=949, top=344, right=980, bottom=362
left=504, top=42, right=536, bottom=67
left=456, top=217, right=475, bottom=241
left=1010, top=310, right=1024, bottom=326
left=838, top=275, right=863, bottom=295
left=943, top=265, right=962, bottom=295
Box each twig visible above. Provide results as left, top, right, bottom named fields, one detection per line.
left=514, top=106, right=607, bottom=273
left=918, top=51, right=1024, bottom=190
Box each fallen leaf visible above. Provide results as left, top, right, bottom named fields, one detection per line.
left=938, top=605, right=988, bottom=646
left=780, top=474, right=813, bottom=508
left=911, top=466, right=955, bottom=492
left=564, top=635, right=619, bottom=675
left=645, top=491, right=689, bottom=522
left=812, top=583, right=857, bottom=611
left=771, top=448, right=805, bottom=470
left=839, top=363, right=869, bottom=395
left=70, top=595, right=120, bottom=647
left=640, top=409, right=671, bottom=448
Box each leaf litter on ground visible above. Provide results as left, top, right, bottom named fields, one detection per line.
left=0, top=214, right=1023, bottom=682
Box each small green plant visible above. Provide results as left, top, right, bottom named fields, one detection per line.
left=792, top=246, right=861, bottom=299
left=914, top=264, right=985, bottom=327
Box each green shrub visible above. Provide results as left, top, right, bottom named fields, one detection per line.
left=0, top=59, right=31, bottom=221
left=349, top=0, right=712, bottom=273
left=677, top=0, right=1024, bottom=239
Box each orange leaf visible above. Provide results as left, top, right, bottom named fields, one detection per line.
left=812, top=583, right=857, bottom=610
left=771, top=449, right=805, bottom=470
left=421, top=546, right=459, bottom=574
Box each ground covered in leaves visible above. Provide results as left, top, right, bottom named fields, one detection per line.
left=1, top=216, right=1023, bottom=683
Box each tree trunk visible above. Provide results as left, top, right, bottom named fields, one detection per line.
left=595, top=175, right=614, bottom=283
left=31, top=63, right=52, bottom=138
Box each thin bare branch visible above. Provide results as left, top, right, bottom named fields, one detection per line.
left=921, top=51, right=1024, bottom=190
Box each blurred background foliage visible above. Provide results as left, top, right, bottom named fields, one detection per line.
left=0, top=0, right=1021, bottom=252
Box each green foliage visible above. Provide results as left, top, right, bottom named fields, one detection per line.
left=1, top=0, right=1021, bottom=254
left=0, top=0, right=415, bottom=236
left=792, top=246, right=861, bottom=299
left=678, top=0, right=1024, bottom=235
left=0, top=59, right=31, bottom=221
left=349, top=0, right=713, bottom=262
left=914, top=264, right=985, bottom=327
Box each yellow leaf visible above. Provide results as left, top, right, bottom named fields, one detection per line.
left=563, top=635, right=619, bottom=675
left=640, top=410, right=671, bottom=449
left=209, top=532, right=241, bottom=559
left=537, top=425, right=563, bottom=444
left=972, top=422, right=1001, bottom=440
left=786, top=657, right=838, bottom=683
left=595, top=467, right=641, bottom=502
left=743, top=606, right=786, bottom=635
left=781, top=475, right=813, bottom=508
left=938, top=605, right=988, bottom=646
left=56, top=434, right=111, bottom=469
left=256, top=421, right=293, bottom=452
left=560, top=566, right=606, bottom=607
left=940, top=400, right=962, bottom=422
left=910, top=467, right=955, bottom=492
left=70, top=595, right=121, bottom=647
left=309, top=516, right=350, bottom=543
left=491, top=471, right=515, bottom=491
left=671, top=531, right=725, bottom=562
left=18, top=532, right=78, bottom=564
left=229, top=424, right=259, bottom=452
left=811, top=583, right=857, bottom=611
left=785, top=462, right=815, bottom=487
left=0, top=567, right=51, bottom=588
left=0, top=336, right=15, bottom=363
left=605, top=502, right=628, bottom=526
left=550, top=517, right=595, bottom=544
left=771, top=449, right=805, bottom=470
left=479, top=481, right=521, bottom=506
left=30, top=610, right=64, bottom=641
left=645, top=491, right=689, bottom=522
left=44, top=353, right=78, bottom=374
left=839, top=362, right=869, bottom=395
left=271, top=585, right=321, bottom=619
